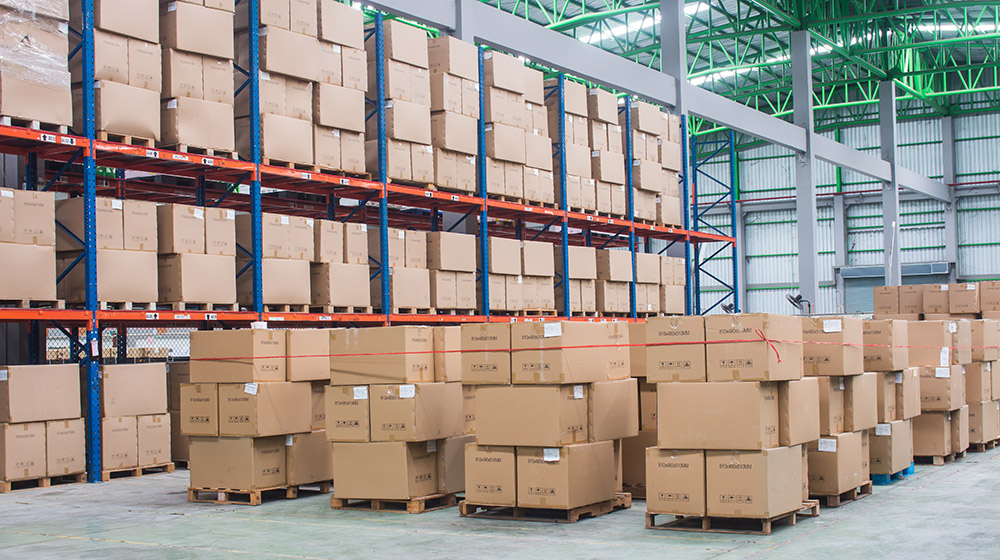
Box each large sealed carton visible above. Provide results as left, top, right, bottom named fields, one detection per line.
left=645, top=449, right=705, bottom=516
left=0, top=244, right=56, bottom=301
left=236, top=257, right=311, bottom=306
left=872, top=286, right=899, bottom=315
left=657, top=382, right=779, bottom=450
left=285, top=329, right=330, bottom=382
left=896, top=368, right=921, bottom=420
left=968, top=401, right=1000, bottom=444
left=898, top=285, right=923, bottom=315
left=645, top=316, right=707, bottom=383
left=45, top=419, right=85, bottom=476
left=0, top=364, right=80, bottom=423
left=510, top=322, right=630, bottom=384
left=818, top=377, right=846, bottom=435
left=801, top=317, right=864, bottom=376
left=639, top=379, right=656, bottom=431
left=705, top=446, right=802, bottom=519
left=329, top=326, right=434, bottom=385
left=844, top=372, right=878, bottom=432
left=464, top=444, right=516, bottom=506
left=433, top=326, right=462, bottom=383
left=919, top=365, right=965, bottom=412
left=778, top=378, right=820, bottom=446
left=515, top=442, right=615, bottom=509
left=950, top=282, right=980, bottom=314
left=285, top=430, right=333, bottom=486
left=369, top=383, right=463, bottom=442
left=912, top=411, right=951, bottom=457
left=952, top=405, right=970, bottom=454
left=157, top=253, right=236, bottom=304
left=966, top=362, right=992, bottom=403
left=923, top=284, right=949, bottom=314
left=102, top=416, right=138, bottom=470
left=58, top=249, right=157, bottom=303
left=189, top=436, right=286, bottom=491
left=589, top=378, right=639, bottom=442
left=310, top=381, right=325, bottom=431
left=628, top=324, right=646, bottom=378
left=871, top=420, right=913, bottom=475
left=324, top=385, right=370, bottom=442
left=332, top=441, right=438, bottom=500
left=426, top=232, right=476, bottom=273
left=310, top=262, right=371, bottom=308
left=100, top=363, right=167, bottom=417
left=218, top=382, right=311, bottom=437
left=460, top=323, right=512, bottom=385
left=476, top=385, right=588, bottom=447
left=863, top=319, right=909, bottom=372
left=808, top=432, right=864, bottom=495
left=137, top=414, right=171, bottom=467
left=875, top=372, right=897, bottom=422
left=0, top=422, right=46, bottom=481
left=971, top=320, right=1000, bottom=362
left=156, top=203, right=205, bottom=254
left=189, top=329, right=286, bottom=383
left=705, top=314, right=803, bottom=382
left=437, top=434, right=475, bottom=495
left=179, top=383, right=218, bottom=436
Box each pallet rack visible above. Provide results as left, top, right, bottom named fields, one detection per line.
left=0, top=1, right=731, bottom=482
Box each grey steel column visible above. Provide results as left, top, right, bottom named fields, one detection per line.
left=792, top=30, right=819, bottom=309
left=879, top=81, right=902, bottom=286
left=941, top=115, right=958, bottom=281
left=833, top=195, right=848, bottom=311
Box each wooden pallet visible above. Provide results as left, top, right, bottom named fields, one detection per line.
left=158, top=302, right=238, bottom=312
left=188, top=481, right=332, bottom=506
left=173, top=460, right=189, bottom=470
left=101, top=462, right=175, bottom=482
left=487, top=194, right=525, bottom=204
left=0, top=298, right=65, bottom=309
left=388, top=178, right=436, bottom=190
left=331, top=492, right=458, bottom=514
left=569, top=206, right=598, bottom=216
left=597, top=211, right=626, bottom=220
left=623, top=484, right=646, bottom=500
left=915, top=450, right=967, bottom=466
left=97, top=131, right=154, bottom=148
left=157, top=144, right=237, bottom=160
left=872, top=462, right=915, bottom=485
left=262, top=158, right=315, bottom=171
left=459, top=492, right=631, bottom=523
left=969, top=440, right=999, bottom=453
left=570, top=310, right=599, bottom=317
left=311, top=167, right=372, bottom=180
left=308, top=305, right=374, bottom=314
left=377, top=307, right=435, bottom=315
left=435, top=308, right=477, bottom=316
left=597, top=311, right=632, bottom=318
left=0, top=115, right=69, bottom=134
left=522, top=309, right=558, bottom=317
left=525, top=200, right=559, bottom=209
left=433, top=185, right=477, bottom=197
left=798, top=499, right=821, bottom=518
left=812, top=480, right=873, bottom=508
left=0, top=472, right=86, bottom=493
left=635, top=311, right=661, bottom=318
left=70, top=301, right=158, bottom=311
left=262, top=303, right=309, bottom=313
left=646, top=507, right=801, bottom=536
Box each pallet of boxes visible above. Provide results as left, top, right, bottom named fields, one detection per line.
left=310, top=218, right=371, bottom=313
left=646, top=314, right=819, bottom=535
left=99, top=362, right=173, bottom=480
left=623, top=101, right=666, bottom=223
left=234, top=211, right=312, bottom=311
left=460, top=321, right=635, bottom=523
left=965, top=319, right=1000, bottom=452
left=481, top=236, right=557, bottom=316
left=660, top=255, right=686, bottom=316
left=426, top=231, right=478, bottom=315
left=544, top=78, right=596, bottom=213
left=427, top=36, right=479, bottom=195
left=483, top=51, right=543, bottom=203
left=910, top=319, right=971, bottom=465
left=156, top=202, right=237, bottom=310
left=327, top=325, right=472, bottom=513
left=368, top=226, right=432, bottom=314
left=0, top=186, right=58, bottom=307
left=554, top=245, right=598, bottom=316
left=185, top=327, right=332, bottom=505
left=587, top=88, right=625, bottom=217
left=0, top=364, right=85, bottom=492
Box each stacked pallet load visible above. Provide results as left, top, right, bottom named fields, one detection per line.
left=426, top=231, right=477, bottom=314
left=554, top=245, right=598, bottom=316
left=522, top=68, right=554, bottom=206
left=657, top=113, right=684, bottom=226
left=235, top=211, right=311, bottom=310
left=622, top=100, right=663, bottom=222
left=56, top=196, right=159, bottom=308
left=647, top=314, right=817, bottom=535
left=910, top=320, right=971, bottom=464
left=368, top=226, right=431, bottom=314
left=966, top=320, right=1000, bottom=452
left=310, top=218, right=371, bottom=313
left=70, top=0, right=160, bottom=145
left=545, top=78, right=594, bottom=212
left=0, top=186, right=57, bottom=305
left=327, top=326, right=470, bottom=513
left=99, top=363, right=173, bottom=480
left=0, top=364, right=84, bottom=491
left=186, top=327, right=331, bottom=505
left=481, top=51, right=527, bottom=201
left=660, top=255, right=686, bottom=315
left=595, top=249, right=630, bottom=315
left=872, top=284, right=922, bottom=321
left=166, top=361, right=190, bottom=467
left=479, top=236, right=521, bottom=314
left=520, top=239, right=556, bottom=315
left=461, top=321, right=635, bottom=522
left=863, top=319, right=918, bottom=485
left=1, top=0, right=73, bottom=129
left=635, top=252, right=660, bottom=316
left=802, top=317, right=876, bottom=508
left=587, top=88, right=625, bottom=218
left=159, top=0, right=236, bottom=156
left=427, top=36, right=478, bottom=194
left=156, top=203, right=237, bottom=310
left=366, top=19, right=432, bottom=184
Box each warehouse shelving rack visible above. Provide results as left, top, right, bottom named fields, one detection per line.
left=0, top=0, right=731, bottom=481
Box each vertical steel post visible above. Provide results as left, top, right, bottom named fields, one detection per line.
left=879, top=81, right=902, bottom=286
left=681, top=117, right=692, bottom=315
left=196, top=175, right=206, bottom=207
left=557, top=76, right=570, bottom=318
left=477, top=47, right=489, bottom=318
left=623, top=97, right=637, bottom=319
left=375, top=13, right=390, bottom=318
left=25, top=153, right=37, bottom=190
left=248, top=0, right=264, bottom=316
left=690, top=132, right=702, bottom=315
left=728, top=130, right=740, bottom=313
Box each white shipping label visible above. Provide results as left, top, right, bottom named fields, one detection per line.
left=251, top=321, right=268, bottom=330
left=280, top=216, right=289, bottom=225
left=286, top=435, right=294, bottom=446
left=0, top=370, right=7, bottom=381
left=817, top=438, right=837, bottom=452
left=823, top=319, right=843, bottom=333
left=543, top=323, right=562, bottom=338
left=948, top=322, right=957, bottom=333
left=397, top=230, right=405, bottom=239
left=573, top=385, right=584, bottom=399
left=875, top=424, right=892, bottom=437
left=353, top=386, right=368, bottom=400
left=426, top=440, right=437, bottom=452
left=895, top=372, right=903, bottom=384
left=306, top=219, right=314, bottom=228
left=399, top=384, right=416, bottom=398
left=543, top=448, right=560, bottom=462
left=0, top=190, right=12, bottom=198
left=838, top=379, right=845, bottom=391
left=941, top=284, right=949, bottom=291
left=360, top=224, right=367, bottom=232
left=940, top=347, right=950, bottom=366
left=968, top=284, right=977, bottom=290
left=111, top=199, right=122, bottom=209
left=935, top=367, right=951, bottom=378
left=193, top=208, right=204, bottom=219
left=166, top=99, right=178, bottom=109
left=244, top=382, right=258, bottom=395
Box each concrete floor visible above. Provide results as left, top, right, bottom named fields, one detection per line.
left=1, top=449, right=999, bottom=559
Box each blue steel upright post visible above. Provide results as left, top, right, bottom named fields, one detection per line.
left=680, top=116, right=693, bottom=315
left=375, top=13, right=390, bottom=319
left=556, top=76, right=570, bottom=318
left=248, top=0, right=263, bottom=316
left=728, top=129, right=740, bottom=313
left=690, top=132, right=702, bottom=315
left=623, top=97, right=637, bottom=319
left=477, top=47, right=489, bottom=318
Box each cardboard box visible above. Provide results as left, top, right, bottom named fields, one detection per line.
left=437, top=434, right=475, bottom=495
left=432, top=326, right=462, bottom=383
left=476, top=385, right=588, bottom=447
left=236, top=257, right=311, bottom=305
left=237, top=113, right=313, bottom=166
left=0, top=364, right=80, bottom=423
left=137, top=413, right=171, bottom=467
left=45, top=419, right=85, bottom=476
left=510, top=322, right=630, bottom=384
left=870, top=419, right=912, bottom=475
left=638, top=380, right=656, bottom=431
left=484, top=123, right=526, bottom=164
left=369, top=383, right=463, bottom=442
left=285, top=329, right=330, bottom=382
left=896, top=368, right=921, bottom=420
left=218, top=381, right=311, bottom=437
left=102, top=416, right=138, bottom=470
left=873, top=286, right=899, bottom=315
left=801, top=317, right=864, bottom=376
left=971, top=320, right=1000, bottom=362
left=189, top=328, right=286, bottom=383
left=657, top=381, right=779, bottom=450
left=342, top=223, right=368, bottom=265
left=515, top=442, right=615, bottom=509
left=621, top=430, right=657, bottom=492
left=968, top=400, right=1000, bottom=444
left=898, top=285, right=923, bottom=315
left=431, top=111, right=477, bottom=155
left=595, top=249, right=631, bottom=282
left=483, top=236, right=521, bottom=275
left=644, top=449, right=705, bottom=516
left=460, top=323, right=511, bottom=385
left=0, top=244, right=55, bottom=301
left=705, top=446, right=802, bottom=519
left=317, top=0, right=362, bottom=48
left=161, top=97, right=236, bottom=150
left=919, top=365, right=965, bottom=412
left=204, top=208, right=236, bottom=256
left=156, top=204, right=205, bottom=254
left=309, top=381, right=324, bottom=431
left=464, top=444, right=516, bottom=506
left=202, top=56, right=233, bottom=104
left=167, top=361, right=190, bottom=411
left=844, top=372, right=878, bottom=432
left=11, top=189, right=54, bottom=246
left=908, top=320, right=951, bottom=367
left=157, top=253, right=236, bottom=304
left=705, top=314, right=803, bottom=382
left=310, top=262, right=371, bottom=308
left=189, top=436, right=286, bottom=491
left=778, top=378, right=820, bottom=446
left=55, top=196, right=124, bottom=251
left=429, top=269, right=455, bottom=308
left=160, top=1, right=234, bottom=59
left=462, top=385, right=476, bottom=434
left=330, top=326, right=434, bottom=385
left=807, top=432, right=863, bottom=495
left=912, top=411, right=951, bottom=457
left=100, top=363, right=167, bottom=417
left=285, top=430, right=333, bottom=486
left=0, top=422, right=46, bottom=481
left=875, top=372, right=897, bottom=423
left=313, top=219, right=343, bottom=263
left=863, top=319, right=909, bottom=372
left=483, top=51, right=524, bottom=94
left=644, top=316, right=706, bottom=383
left=966, top=361, right=992, bottom=403
left=818, top=377, right=846, bottom=435
left=120, top=199, right=157, bottom=252
left=324, top=385, right=370, bottom=442
left=949, top=283, right=980, bottom=313
left=588, top=379, right=639, bottom=442
left=425, top=231, right=475, bottom=273
left=332, top=441, right=438, bottom=500
left=952, top=404, right=970, bottom=453
left=179, top=383, right=218, bottom=436
left=922, top=284, right=949, bottom=314
left=80, top=80, right=160, bottom=139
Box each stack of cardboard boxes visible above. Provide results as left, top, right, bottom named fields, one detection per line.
left=522, top=68, right=554, bottom=205
left=160, top=1, right=236, bottom=154
left=482, top=52, right=529, bottom=200
left=480, top=236, right=522, bottom=313
left=909, top=320, right=971, bottom=460
left=660, top=255, right=687, bottom=315
left=1, top=1, right=73, bottom=127
left=185, top=328, right=331, bottom=493
left=863, top=320, right=918, bottom=478
left=327, top=326, right=471, bottom=503
left=623, top=100, right=663, bottom=222
left=463, top=322, right=635, bottom=512
left=646, top=314, right=813, bottom=523
left=427, top=231, right=477, bottom=312
left=545, top=78, right=595, bottom=211
left=71, top=0, right=160, bottom=142
left=966, top=321, right=1000, bottom=448
left=587, top=88, right=625, bottom=217
left=0, top=364, right=84, bottom=485
left=427, top=36, right=478, bottom=193
left=634, top=252, right=661, bottom=315
left=56, top=196, right=159, bottom=305
left=310, top=219, right=370, bottom=310
left=100, top=363, right=171, bottom=474
left=657, top=113, right=684, bottom=226
left=366, top=19, right=433, bottom=183
left=235, top=211, right=311, bottom=307
left=166, top=361, right=191, bottom=465
left=554, top=245, right=598, bottom=315
left=0, top=187, right=56, bottom=302
left=156, top=202, right=237, bottom=307
left=595, top=249, right=630, bottom=314
left=520, top=239, right=556, bottom=312
left=368, top=226, right=431, bottom=312
left=873, top=282, right=1000, bottom=321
